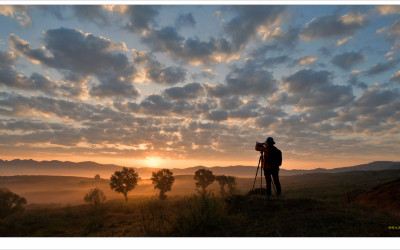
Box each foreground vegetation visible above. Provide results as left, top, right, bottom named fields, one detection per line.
left=0, top=190, right=399, bottom=237
left=1, top=168, right=400, bottom=237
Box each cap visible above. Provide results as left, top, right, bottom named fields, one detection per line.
left=266, top=137, right=275, bottom=145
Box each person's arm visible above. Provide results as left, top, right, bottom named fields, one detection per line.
left=255, top=143, right=268, bottom=152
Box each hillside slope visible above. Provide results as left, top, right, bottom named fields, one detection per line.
left=353, top=178, right=400, bottom=215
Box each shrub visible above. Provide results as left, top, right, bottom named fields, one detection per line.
left=171, top=193, right=237, bottom=236
left=0, top=187, right=27, bottom=217
left=84, top=188, right=106, bottom=207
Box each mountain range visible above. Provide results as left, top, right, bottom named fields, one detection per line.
left=0, top=159, right=399, bottom=179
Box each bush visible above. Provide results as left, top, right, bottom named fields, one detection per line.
left=0, top=187, right=27, bottom=217
left=84, top=188, right=106, bottom=207
left=170, top=193, right=238, bottom=236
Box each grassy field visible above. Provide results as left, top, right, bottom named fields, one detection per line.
left=1, top=169, right=400, bottom=236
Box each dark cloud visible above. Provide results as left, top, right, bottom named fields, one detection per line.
left=355, top=88, right=399, bottom=107
left=280, top=69, right=354, bottom=109
left=141, top=27, right=240, bottom=65
left=331, top=52, right=366, bottom=70
left=269, top=27, right=301, bottom=48
left=348, top=75, right=368, bottom=89
left=390, top=71, right=400, bottom=83
left=175, top=13, right=196, bottom=29
left=163, top=82, right=204, bottom=100
left=365, top=58, right=400, bottom=76
left=8, top=28, right=139, bottom=98
left=117, top=5, right=160, bottom=33
left=283, top=69, right=332, bottom=93
left=301, top=13, right=368, bottom=40
left=206, top=59, right=278, bottom=97
left=223, top=6, right=287, bottom=47
left=263, top=55, right=291, bottom=68
left=206, top=110, right=229, bottom=122
left=0, top=92, right=122, bottom=122
left=255, top=115, right=276, bottom=128
left=139, top=95, right=173, bottom=116
left=379, top=19, right=400, bottom=50
left=71, top=5, right=110, bottom=26
left=0, top=119, right=64, bottom=131
left=133, top=50, right=186, bottom=85
left=0, top=51, right=59, bottom=94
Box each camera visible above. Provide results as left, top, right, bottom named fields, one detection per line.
left=256, top=141, right=266, bottom=147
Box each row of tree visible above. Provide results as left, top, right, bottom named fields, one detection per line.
left=85, top=167, right=237, bottom=205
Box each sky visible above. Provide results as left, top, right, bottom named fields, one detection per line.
left=0, top=4, right=399, bottom=170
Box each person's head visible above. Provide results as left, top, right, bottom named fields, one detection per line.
left=265, top=137, right=275, bottom=145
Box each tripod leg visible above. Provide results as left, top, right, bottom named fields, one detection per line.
left=252, top=155, right=262, bottom=191
left=260, top=165, right=263, bottom=196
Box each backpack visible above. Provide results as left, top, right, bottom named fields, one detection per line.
left=268, top=146, right=282, bottom=168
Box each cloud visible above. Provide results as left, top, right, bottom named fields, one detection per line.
left=331, top=52, right=366, bottom=70
left=348, top=75, right=368, bottom=89
left=192, top=69, right=217, bottom=80
left=355, top=88, right=399, bottom=107
left=206, top=59, right=278, bottom=97
left=279, top=69, right=354, bottom=109
left=263, top=55, right=291, bottom=67
left=71, top=5, right=111, bottom=26
left=0, top=51, right=60, bottom=94
left=0, top=92, right=123, bottom=122
left=206, top=110, right=229, bottom=122
left=139, top=94, right=173, bottom=116
left=163, top=82, right=204, bottom=100
left=8, top=28, right=139, bottom=99
left=390, top=70, right=400, bottom=83
left=112, top=5, right=160, bottom=34
left=301, top=12, right=368, bottom=40
left=141, top=26, right=240, bottom=66
left=375, top=5, right=400, bottom=15
left=365, top=58, right=400, bottom=76
left=175, top=13, right=196, bottom=29
left=378, top=19, right=400, bottom=50
left=223, top=6, right=287, bottom=47
left=337, top=37, right=352, bottom=46
left=293, top=56, right=317, bottom=66
left=0, top=5, right=31, bottom=25
left=133, top=50, right=186, bottom=85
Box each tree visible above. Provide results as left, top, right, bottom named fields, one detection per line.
left=94, top=174, right=101, bottom=182
left=216, top=175, right=237, bottom=196
left=0, top=187, right=27, bottom=217
left=151, top=169, right=175, bottom=200
left=84, top=188, right=106, bottom=206
left=194, top=169, right=215, bottom=195
left=226, top=176, right=237, bottom=195
left=110, top=167, right=139, bottom=201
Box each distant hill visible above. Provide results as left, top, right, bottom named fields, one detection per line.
left=0, top=159, right=399, bottom=178
left=353, top=178, right=400, bottom=215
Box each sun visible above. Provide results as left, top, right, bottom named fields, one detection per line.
left=146, top=157, right=160, bottom=167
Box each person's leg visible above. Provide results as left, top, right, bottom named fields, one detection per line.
left=271, top=168, right=281, bottom=196
left=264, top=168, right=272, bottom=196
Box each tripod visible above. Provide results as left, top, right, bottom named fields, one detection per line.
left=252, top=151, right=277, bottom=197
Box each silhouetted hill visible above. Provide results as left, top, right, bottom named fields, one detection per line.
left=0, top=159, right=399, bottom=178
left=353, top=178, right=400, bottom=214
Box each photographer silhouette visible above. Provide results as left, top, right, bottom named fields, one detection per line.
left=255, top=137, right=282, bottom=200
